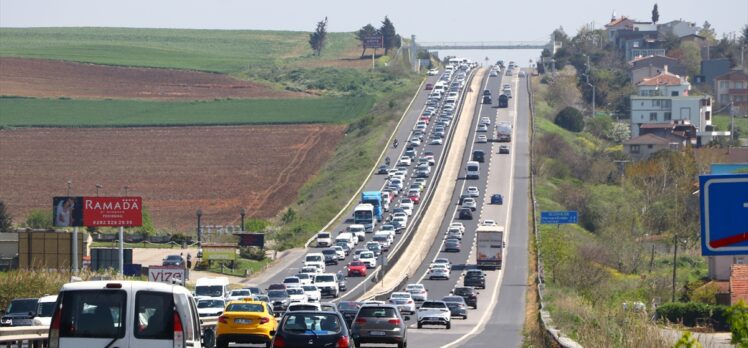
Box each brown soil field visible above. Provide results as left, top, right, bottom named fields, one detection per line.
left=0, top=125, right=345, bottom=231
left=0, top=57, right=308, bottom=100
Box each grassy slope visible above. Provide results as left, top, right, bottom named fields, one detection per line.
left=0, top=27, right=356, bottom=74
left=713, top=114, right=748, bottom=138
left=0, top=96, right=374, bottom=127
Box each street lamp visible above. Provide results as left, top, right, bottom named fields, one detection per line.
left=240, top=208, right=246, bottom=232
left=95, top=184, right=102, bottom=196
left=67, top=181, right=72, bottom=196
left=196, top=209, right=203, bottom=246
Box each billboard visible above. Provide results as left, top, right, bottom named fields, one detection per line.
left=235, top=233, right=265, bottom=248
left=364, top=36, right=383, bottom=49
left=53, top=196, right=142, bottom=227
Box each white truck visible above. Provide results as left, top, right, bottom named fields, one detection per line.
left=496, top=122, right=512, bottom=142
left=476, top=225, right=505, bottom=270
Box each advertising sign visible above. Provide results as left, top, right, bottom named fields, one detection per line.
left=235, top=233, right=265, bottom=248
left=540, top=211, right=578, bottom=224
left=53, top=196, right=143, bottom=227
left=700, top=174, right=748, bottom=255
left=364, top=36, right=383, bottom=48
left=148, top=266, right=185, bottom=284
left=203, top=247, right=238, bottom=261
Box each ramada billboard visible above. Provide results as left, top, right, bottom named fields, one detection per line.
left=53, top=196, right=142, bottom=227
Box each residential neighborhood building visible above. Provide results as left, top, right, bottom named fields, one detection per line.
left=714, top=69, right=748, bottom=116
left=629, top=55, right=687, bottom=85
left=701, top=58, right=732, bottom=85
left=623, top=133, right=687, bottom=160
left=657, top=19, right=699, bottom=38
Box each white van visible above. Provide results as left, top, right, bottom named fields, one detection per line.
left=335, top=232, right=356, bottom=249
left=48, top=280, right=206, bottom=348
left=194, top=277, right=230, bottom=301
left=316, top=231, right=332, bottom=247
left=303, top=253, right=326, bottom=272
left=347, top=225, right=366, bottom=242
left=33, top=294, right=58, bottom=326
left=466, top=160, right=480, bottom=179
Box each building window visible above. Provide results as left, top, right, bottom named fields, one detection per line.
left=720, top=94, right=730, bottom=104
left=705, top=111, right=711, bottom=121
left=671, top=91, right=679, bottom=96
left=720, top=81, right=728, bottom=89
left=664, top=112, right=672, bottom=121
left=630, top=145, right=640, bottom=153
left=653, top=100, right=660, bottom=107
left=736, top=81, right=745, bottom=89
left=663, top=99, right=672, bottom=108
left=650, top=112, right=657, bottom=121
left=647, top=145, right=653, bottom=149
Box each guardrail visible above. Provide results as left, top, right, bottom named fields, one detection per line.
left=0, top=317, right=219, bottom=348
left=527, top=73, right=583, bottom=348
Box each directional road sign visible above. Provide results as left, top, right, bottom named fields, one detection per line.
left=540, top=211, right=578, bottom=225
left=700, top=174, right=748, bottom=255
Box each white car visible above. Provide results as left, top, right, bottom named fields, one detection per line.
left=428, top=69, right=439, bottom=76
left=428, top=264, right=450, bottom=280
left=410, top=137, right=422, bottom=147
left=432, top=258, right=452, bottom=271
left=477, top=124, right=489, bottom=132
left=446, top=227, right=463, bottom=240
left=405, top=283, right=429, bottom=302
left=476, top=135, right=488, bottom=143
left=389, top=292, right=417, bottom=314
left=466, top=186, right=480, bottom=197
left=358, top=251, right=377, bottom=268
left=480, top=116, right=491, bottom=125
left=296, top=273, right=314, bottom=285
left=227, top=289, right=253, bottom=301
left=400, top=198, right=414, bottom=213
left=316, top=231, right=332, bottom=248
left=332, top=246, right=346, bottom=260
left=196, top=298, right=226, bottom=317
left=398, top=156, right=412, bottom=166
left=392, top=216, right=408, bottom=229
left=482, top=219, right=498, bottom=226
left=449, top=222, right=465, bottom=233
left=348, top=224, right=367, bottom=242
left=283, top=276, right=303, bottom=289
left=286, top=287, right=308, bottom=303
left=302, top=285, right=321, bottom=302
left=417, top=301, right=452, bottom=329
left=300, top=266, right=322, bottom=274
left=462, top=197, right=477, bottom=210
left=32, top=295, right=58, bottom=326
left=430, top=137, right=443, bottom=145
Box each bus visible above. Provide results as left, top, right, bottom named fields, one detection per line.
left=353, top=203, right=376, bottom=232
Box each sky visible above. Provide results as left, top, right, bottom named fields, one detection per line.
left=1, top=0, right=745, bottom=43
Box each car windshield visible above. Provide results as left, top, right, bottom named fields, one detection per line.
left=226, top=302, right=264, bottom=312
left=287, top=288, right=304, bottom=295
left=442, top=297, right=464, bottom=303
left=231, top=290, right=250, bottom=296
left=421, top=302, right=447, bottom=309
left=58, top=290, right=127, bottom=339
left=268, top=290, right=287, bottom=299
left=165, top=255, right=181, bottom=260
left=337, top=302, right=361, bottom=311
left=318, top=233, right=330, bottom=238
left=316, top=275, right=335, bottom=283
left=391, top=293, right=410, bottom=299
left=357, top=307, right=397, bottom=318
left=7, top=299, right=37, bottom=314
left=454, top=288, right=473, bottom=296
left=198, top=300, right=224, bottom=308
left=350, top=261, right=364, bottom=266
left=303, top=286, right=318, bottom=291
left=284, top=277, right=299, bottom=283
left=195, top=285, right=223, bottom=297
left=282, top=313, right=342, bottom=334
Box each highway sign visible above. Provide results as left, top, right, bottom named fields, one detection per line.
left=540, top=211, right=578, bottom=224
left=364, top=36, right=383, bottom=49
left=700, top=174, right=748, bottom=255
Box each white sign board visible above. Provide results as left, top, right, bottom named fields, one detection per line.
left=148, top=266, right=185, bottom=284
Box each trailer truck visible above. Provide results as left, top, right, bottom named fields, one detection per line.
left=496, top=122, right=512, bottom=142
left=476, top=225, right=505, bottom=270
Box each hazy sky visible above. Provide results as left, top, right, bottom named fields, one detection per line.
left=1, top=0, right=746, bottom=43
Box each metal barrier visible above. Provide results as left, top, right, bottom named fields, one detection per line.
left=0, top=317, right=219, bottom=348
left=526, top=73, right=583, bottom=348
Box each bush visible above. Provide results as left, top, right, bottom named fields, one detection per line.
left=555, top=106, right=584, bottom=132
left=656, top=302, right=730, bottom=331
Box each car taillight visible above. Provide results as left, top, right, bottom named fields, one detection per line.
left=260, top=316, right=270, bottom=324
left=388, top=319, right=401, bottom=325
left=273, top=335, right=286, bottom=348
left=355, top=318, right=367, bottom=325
left=49, top=304, right=62, bottom=348
left=173, top=311, right=185, bottom=348
left=218, top=315, right=228, bottom=324
left=336, top=335, right=350, bottom=348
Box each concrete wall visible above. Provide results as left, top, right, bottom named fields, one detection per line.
left=710, top=255, right=748, bottom=281
left=0, top=232, right=18, bottom=258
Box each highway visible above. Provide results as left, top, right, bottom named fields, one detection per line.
left=257, top=66, right=479, bottom=301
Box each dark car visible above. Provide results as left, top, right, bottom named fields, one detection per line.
left=322, top=248, right=339, bottom=265
left=472, top=150, right=485, bottom=163
left=490, top=194, right=504, bottom=205
left=483, top=89, right=491, bottom=96
left=336, top=301, right=362, bottom=328
left=162, top=254, right=185, bottom=267
left=1, top=298, right=38, bottom=326
left=463, top=271, right=486, bottom=290
left=453, top=287, right=479, bottom=309
left=482, top=95, right=492, bottom=104
left=267, top=283, right=288, bottom=291
left=271, top=311, right=353, bottom=348
left=458, top=208, right=473, bottom=220
left=444, top=239, right=461, bottom=252
left=351, top=304, right=408, bottom=348
left=267, top=289, right=291, bottom=314
left=337, top=272, right=348, bottom=292
left=441, top=296, right=468, bottom=319
left=377, top=165, right=390, bottom=174
left=499, top=145, right=510, bottom=154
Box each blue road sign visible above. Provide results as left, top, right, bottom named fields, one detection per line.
left=540, top=211, right=578, bottom=225
left=700, top=174, right=748, bottom=256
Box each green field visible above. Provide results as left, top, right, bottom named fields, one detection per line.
left=0, top=96, right=374, bottom=127
left=0, top=27, right=358, bottom=74
left=713, top=114, right=748, bottom=138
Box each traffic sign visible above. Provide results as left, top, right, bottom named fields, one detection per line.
left=700, top=174, right=748, bottom=255
left=540, top=211, right=578, bottom=224
left=363, top=36, right=383, bottom=49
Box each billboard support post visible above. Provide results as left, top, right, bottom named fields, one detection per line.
left=73, top=227, right=78, bottom=273
left=119, top=226, right=124, bottom=275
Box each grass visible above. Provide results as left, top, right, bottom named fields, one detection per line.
left=0, top=96, right=374, bottom=127
left=0, top=27, right=358, bottom=74
left=713, top=114, right=748, bottom=138
left=205, top=257, right=272, bottom=277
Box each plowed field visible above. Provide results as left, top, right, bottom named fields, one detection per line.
left=0, top=57, right=306, bottom=100
left=0, top=125, right=345, bottom=231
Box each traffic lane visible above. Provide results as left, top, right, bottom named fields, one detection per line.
left=462, top=73, right=530, bottom=348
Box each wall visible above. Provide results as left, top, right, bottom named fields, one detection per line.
left=18, top=230, right=87, bottom=269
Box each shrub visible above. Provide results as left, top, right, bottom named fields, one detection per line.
left=555, top=106, right=584, bottom=132
left=726, top=300, right=748, bottom=346
left=656, top=302, right=729, bottom=330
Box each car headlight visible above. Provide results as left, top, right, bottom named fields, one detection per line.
left=1, top=318, right=10, bottom=324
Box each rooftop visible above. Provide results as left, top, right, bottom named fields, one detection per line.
left=624, top=133, right=675, bottom=145
left=715, top=70, right=748, bottom=81
left=637, top=70, right=686, bottom=87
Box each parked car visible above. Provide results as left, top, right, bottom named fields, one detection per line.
left=416, top=301, right=451, bottom=329
left=271, top=311, right=353, bottom=348
left=351, top=304, right=409, bottom=348
left=452, top=286, right=479, bottom=309
left=441, top=296, right=468, bottom=319
left=216, top=299, right=278, bottom=348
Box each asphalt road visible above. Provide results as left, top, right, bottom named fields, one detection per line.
left=257, top=67, right=479, bottom=300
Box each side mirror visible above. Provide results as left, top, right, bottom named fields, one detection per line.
left=269, top=330, right=277, bottom=336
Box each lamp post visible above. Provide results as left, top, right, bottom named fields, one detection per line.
left=196, top=209, right=203, bottom=247
left=95, top=184, right=102, bottom=196
left=67, top=181, right=72, bottom=196
left=240, top=208, right=246, bottom=232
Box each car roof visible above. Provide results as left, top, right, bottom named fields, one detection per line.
left=60, top=280, right=191, bottom=295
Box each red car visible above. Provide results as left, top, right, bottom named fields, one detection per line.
left=347, top=260, right=368, bottom=277
left=425, top=83, right=434, bottom=90
left=408, top=192, right=421, bottom=204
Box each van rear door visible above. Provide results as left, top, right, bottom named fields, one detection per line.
left=56, top=284, right=130, bottom=348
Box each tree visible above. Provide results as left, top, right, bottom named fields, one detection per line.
left=355, top=24, right=379, bottom=57
left=698, top=21, right=717, bottom=45
left=25, top=209, right=52, bottom=229
left=554, top=106, right=584, bottom=132
left=726, top=300, right=748, bottom=346
left=380, top=16, right=398, bottom=55
left=679, top=41, right=702, bottom=77
left=651, top=4, right=659, bottom=23
left=308, top=17, right=328, bottom=56
left=0, top=201, right=12, bottom=232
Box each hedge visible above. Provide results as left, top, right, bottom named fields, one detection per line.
left=656, top=302, right=730, bottom=331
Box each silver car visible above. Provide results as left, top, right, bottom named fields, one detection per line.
left=388, top=292, right=416, bottom=314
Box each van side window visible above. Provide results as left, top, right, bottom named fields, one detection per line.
left=174, top=293, right=196, bottom=341
left=187, top=296, right=202, bottom=343
left=59, top=290, right=126, bottom=338
left=134, top=291, right=174, bottom=340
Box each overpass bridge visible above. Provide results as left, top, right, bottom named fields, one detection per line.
left=418, top=41, right=548, bottom=50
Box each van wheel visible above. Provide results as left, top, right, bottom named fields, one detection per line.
left=446, top=322, right=451, bottom=330
left=417, top=322, right=422, bottom=329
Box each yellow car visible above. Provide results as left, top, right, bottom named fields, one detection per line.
left=216, top=299, right=277, bottom=348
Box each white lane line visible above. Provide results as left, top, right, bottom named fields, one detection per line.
left=441, top=72, right=522, bottom=348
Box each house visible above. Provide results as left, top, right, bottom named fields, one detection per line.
left=604, top=15, right=636, bottom=41
left=623, top=133, right=687, bottom=160
left=701, top=58, right=732, bottom=86
left=629, top=55, right=687, bottom=85
left=615, top=30, right=666, bottom=61
left=657, top=19, right=699, bottom=38
left=638, top=121, right=697, bottom=142
left=731, top=264, right=748, bottom=305
left=714, top=70, right=748, bottom=116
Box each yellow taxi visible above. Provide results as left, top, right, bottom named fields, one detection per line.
left=216, top=299, right=277, bottom=348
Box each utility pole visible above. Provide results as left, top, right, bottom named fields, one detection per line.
left=585, top=55, right=596, bottom=117
left=671, top=183, right=679, bottom=302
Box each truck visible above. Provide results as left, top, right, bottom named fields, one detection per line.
left=476, top=225, right=505, bottom=270
left=496, top=121, right=512, bottom=142
left=361, top=191, right=384, bottom=221
left=353, top=203, right=376, bottom=232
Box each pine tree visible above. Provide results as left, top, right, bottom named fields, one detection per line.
left=309, top=17, right=328, bottom=56
left=380, top=16, right=398, bottom=55
left=651, top=3, right=659, bottom=23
